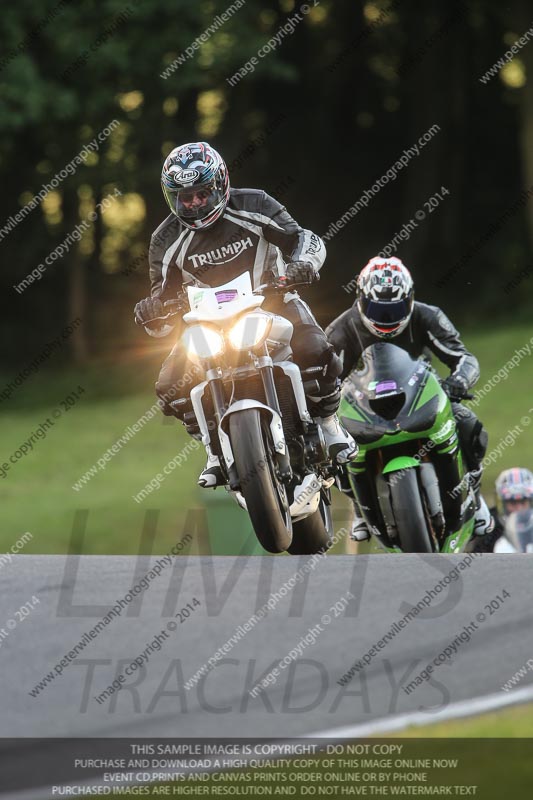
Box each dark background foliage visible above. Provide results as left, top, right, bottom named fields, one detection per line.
left=1, top=0, right=532, bottom=365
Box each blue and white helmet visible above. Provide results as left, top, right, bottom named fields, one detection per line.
left=161, top=142, right=230, bottom=230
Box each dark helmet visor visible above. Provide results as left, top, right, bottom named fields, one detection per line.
left=162, top=179, right=223, bottom=221
left=361, top=298, right=412, bottom=326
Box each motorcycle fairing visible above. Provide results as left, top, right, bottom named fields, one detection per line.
left=339, top=342, right=475, bottom=551
left=183, top=272, right=264, bottom=325
left=340, top=344, right=453, bottom=464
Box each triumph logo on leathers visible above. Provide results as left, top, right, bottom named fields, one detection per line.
left=187, top=237, right=254, bottom=269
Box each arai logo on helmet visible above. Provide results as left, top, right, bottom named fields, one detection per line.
left=169, top=168, right=200, bottom=185
left=177, top=169, right=200, bottom=184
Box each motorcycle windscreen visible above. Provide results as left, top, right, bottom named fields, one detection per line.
left=342, top=342, right=439, bottom=430
left=346, top=342, right=419, bottom=396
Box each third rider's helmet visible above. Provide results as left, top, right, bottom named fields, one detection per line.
left=495, top=468, right=533, bottom=517
left=161, top=142, right=230, bottom=230
left=357, top=257, right=414, bottom=339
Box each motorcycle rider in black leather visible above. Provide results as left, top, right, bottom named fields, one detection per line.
left=134, top=142, right=357, bottom=487
left=326, top=257, right=493, bottom=541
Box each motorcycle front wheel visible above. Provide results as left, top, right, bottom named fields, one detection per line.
left=387, top=469, right=434, bottom=553
left=229, top=409, right=292, bottom=553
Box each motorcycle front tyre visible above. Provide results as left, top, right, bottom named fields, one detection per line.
left=229, top=408, right=292, bottom=553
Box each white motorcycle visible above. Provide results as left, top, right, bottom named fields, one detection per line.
left=161, top=271, right=336, bottom=554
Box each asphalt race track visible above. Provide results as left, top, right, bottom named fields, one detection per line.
left=1, top=553, right=532, bottom=793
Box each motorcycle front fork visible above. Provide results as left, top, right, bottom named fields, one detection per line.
left=256, top=356, right=292, bottom=481
left=348, top=467, right=394, bottom=549
left=349, top=449, right=465, bottom=546
left=203, top=362, right=240, bottom=488
left=203, top=355, right=292, bottom=488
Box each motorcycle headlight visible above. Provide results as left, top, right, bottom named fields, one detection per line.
left=182, top=325, right=224, bottom=359
left=228, top=313, right=272, bottom=351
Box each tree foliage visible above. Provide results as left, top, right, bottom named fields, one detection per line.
left=0, top=0, right=531, bottom=362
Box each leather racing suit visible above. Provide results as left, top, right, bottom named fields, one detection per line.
left=149, top=188, right=343, bottom=418
left=326, top=300, right=488, bottom=484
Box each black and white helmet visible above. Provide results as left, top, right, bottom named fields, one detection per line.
left=357, top=257, right=414, bottom=338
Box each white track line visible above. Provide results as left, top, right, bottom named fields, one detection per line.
left=310, top=684, right=533, bottom=738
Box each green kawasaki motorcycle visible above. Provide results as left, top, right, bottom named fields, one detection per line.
left=338, top=342, right=476, bottom=553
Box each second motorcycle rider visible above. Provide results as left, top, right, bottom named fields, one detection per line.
left=327, top=257, right=494, bottom=544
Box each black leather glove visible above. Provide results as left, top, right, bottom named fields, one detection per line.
left=441, top=374, right=470, bottom=401
left=134, top=296, right=164, bottom=326
left=284, top=261, right=319, bottom=284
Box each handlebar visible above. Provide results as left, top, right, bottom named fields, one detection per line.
left=438, top=379, right=474, bottom=402
left=255, top=275, right=314, bottom=294
left=162, top=299, right=186, bottom=310
left=137, top=277, right=313, bottom=326
left=135, top=298, right=187, bottom=327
